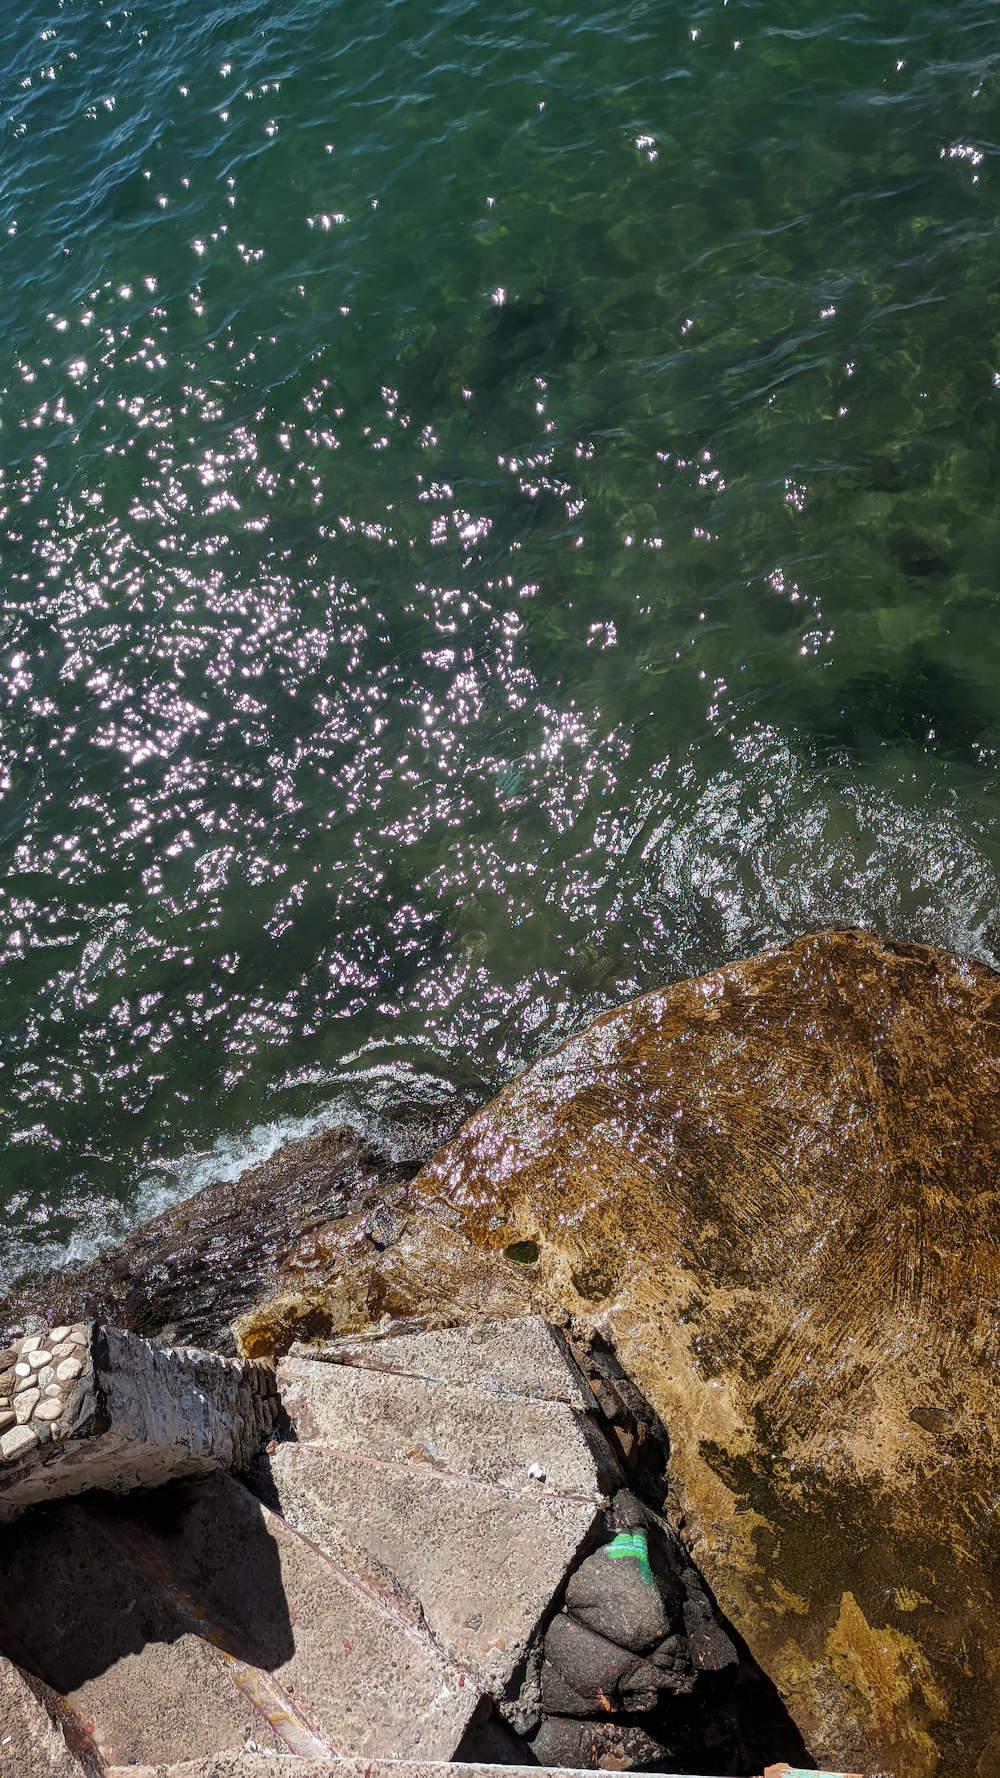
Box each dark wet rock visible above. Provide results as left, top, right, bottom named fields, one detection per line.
left=541, top=1614, right=641, bottom=1715
left=539, top=1654, right=598, bottom=1720
left=649, top=1633, right=691, bottom=1679
left=564, top=1544, right=671, bottom=1654
left=680, top=1587, right=739, bottom=1677
left=529, top=1714, right=668, bottom=1771
left=0, top=1125, right=424, bottom=1352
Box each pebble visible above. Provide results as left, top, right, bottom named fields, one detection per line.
left=14, top=1389, right=40, bottom=1425
left=69, top=1329, right=88, bottom=1348
left=20, top=1336, right=41, bottom=1355
left=34, top=1400, right=62, bottom=1423
left=14, top=1373, right=37, bottom=1395
left=27, top=1350, right=52, bottom=1370
left=0, top=1424, right=38, bottom=1462
left=0, top=1412, right=14, bottom=1435
left=50, top=1341, right=75, bottom=1360
left=49, top=1326, right=71, bottom=1343
left=37, top=1364, right=55, bottom=1388
left=55, top=1357, right=83, bottom=1382
left=13, top=1362, right=31, bottom=1379
left=43, top=1383, right=62, bottom=1399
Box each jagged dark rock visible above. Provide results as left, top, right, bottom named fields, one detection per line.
left=0, top=1124, right=423, bottom=1352
left=563, top=1543, right=672, bottom=1653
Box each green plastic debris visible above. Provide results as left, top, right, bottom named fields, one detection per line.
left=604, top=1528, right=654, bottom=1584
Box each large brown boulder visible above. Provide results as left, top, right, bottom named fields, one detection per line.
left=304, top=929, right=997, bottom=1778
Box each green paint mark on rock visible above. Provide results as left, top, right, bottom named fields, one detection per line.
left=604, top=1528, right=654, bottom=1584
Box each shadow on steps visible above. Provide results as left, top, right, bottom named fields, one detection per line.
left=0, top=1480, right=294, bottom=1767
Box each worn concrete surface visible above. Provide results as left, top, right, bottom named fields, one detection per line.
left=277, top=1355, right=616, bottom=1499
left=266, top=1442, right=599, bottom=1691
left=0, top=1653, right=89, bottom=1777
left=132, top=1470, right=481, bottom=1761
left=267, top=1318, right=611, bottom=1694
left=0, top=1468, right=480, bottom=1768
left=0, top=1498, right=280, bottom=1769
left=300, top=1315, right=593, bottom=1408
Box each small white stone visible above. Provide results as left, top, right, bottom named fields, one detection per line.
left=1, top=1424, right=38, bottom=1461
left=50, top=1342, right=75, bottom=1360
left=27, top=1350, right=51, bottom=1370
left=69, top=1330, right=89, bottom=1348
left=43, top=1384, right=62, bottom=1399
left=36, top=1364, right=55, bottom=1388
left=55, top=1357, right=83, bottom=1382
left=34, top=1400, right=62, bottom=1423
left=13, top=1362, right=31, bottom=1379
left=49, top=1327, right=71, bottom=1343
left=14, top=1390, right=40, bottom=1424
left=14, top=1373, right=37, bottom=1395
left=20, top=1336, right=41, bottom=1356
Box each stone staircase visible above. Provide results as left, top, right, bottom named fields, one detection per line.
left=0, top=1319, right=609, bottom=1774
left=0, top=1316, right=856, bottom=1778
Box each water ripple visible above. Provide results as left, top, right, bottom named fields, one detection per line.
left=2, top=0, right=1000, bottom=1280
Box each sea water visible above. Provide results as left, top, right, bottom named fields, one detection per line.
left=2, top=0, right=999, bottom=1281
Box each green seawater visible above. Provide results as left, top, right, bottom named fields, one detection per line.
left=2, top=0, right=1000, bottom=1281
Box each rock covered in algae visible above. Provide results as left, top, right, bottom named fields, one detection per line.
left=261, top=930, right=997, bottom=1778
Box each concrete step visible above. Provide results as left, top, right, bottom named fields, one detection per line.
left=110, top=1471, right=481, bottom=1761
left=269, top=1333, right=614, bottom=1696
left=0, top=1652, right=92, bottom=1776
left=265, top=1439, right=600, bottom=1691
left=277, top=1353, right=615, bottom=1500
left=0, top=1498, right=280, bottom=1770
left=299, top=1316, right=593, bottom=1409
left=0, top=1472, right=481, bottom=1770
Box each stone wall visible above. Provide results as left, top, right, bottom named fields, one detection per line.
left=0, top=1322, right=278, bottom=1522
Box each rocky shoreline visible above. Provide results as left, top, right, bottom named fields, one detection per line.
left=0, top=1311, right=813, bottom=1777
left=1, top=928, right=997, bottom=1778
left=0, top=1122, right=426, bottom=1354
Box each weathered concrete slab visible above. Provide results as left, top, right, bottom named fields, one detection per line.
left=0, top=1324, right=277, bottom=1521
left=298, top=1316, right=592, bottom=1409
left=264, top=1326, right=625, bottom=1707
left=267, top=1438, right=600, bottom=1690
left=277, top=1353, right=616, bottom=1499
left=0, top=1498, right=281, bottom=1769
left=130, top=1471, right=482, bottom=1761
left=0, top=1653, right=90, bottom=1776
left=0, top=1469, right=481, bottom=1767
